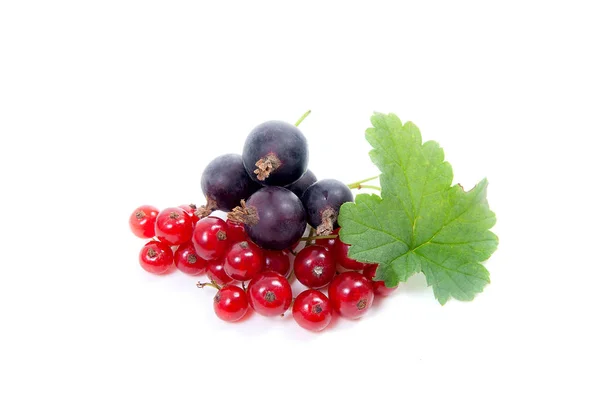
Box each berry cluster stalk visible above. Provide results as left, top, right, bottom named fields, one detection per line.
left=347, top=176, right=381, bottom=191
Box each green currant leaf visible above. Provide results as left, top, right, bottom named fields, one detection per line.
left=338, top=113, right=498, bottom=304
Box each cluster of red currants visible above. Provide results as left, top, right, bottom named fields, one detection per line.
left=129, top=205, right=397, bottom=332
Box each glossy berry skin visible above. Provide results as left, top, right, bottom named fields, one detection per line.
left=201, top=154, right=261, bottom=211
left=294, top=245, right=336, bottom=289
left=178, top=204, right=200, bottom=225
left=192, top=217, right=230, bottom=260
left=328, top=272, right=374, bottom=319
left=155, top=207, right=194, bottom=245
left=129, top=205, right=159, bottom=239
left=363, top=265, right=398, bottom=296
left=263, top=250, right=292, bottom=277
left=226, top=219, right=247, bottom=243
left=214, top=285, right=249, bottom=322
left=302, top=179, right=353, bottom=232
left=285, top=169, right=316, bottom=198
left=334, top=236, right=377, bottom=270
left=139, top=240, right=174, bottom=274
left=244, top=187, right=307, bottom=250
left=242, top=120, right=308, bottom=186
left=206, top=258, right=233, bottom=286
left=315, top=227, right=339, bottom=251
left=224, top=241, right=264, bottom=281
left=292, top=290, right=333, bottom=332
left=174, top=242, right=207, bottom=275
left=247, top=271, right=293, bottom=317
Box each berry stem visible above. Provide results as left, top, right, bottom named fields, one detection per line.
left=347, top=175, right=379, bottom=189
left=196, top=280, right=222, bottom=291
left=294, top=110, right=311, bottom=127
left=307, top=227, right=316, bottom=245
left=242, top=281, right=247, bottom=291
left=299, top=234, right=338, bottom=242
left=351, top=184, right=381, bottom=191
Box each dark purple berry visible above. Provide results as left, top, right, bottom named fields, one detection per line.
left=233, top=186, right=306, bottom=250
left=242, top=121, right=308, bottom=186
left=201, top=154, right=261, bottom=212
left=285, top=169, right=317, bottom=198
left=302, top=179, right=353, bottom=235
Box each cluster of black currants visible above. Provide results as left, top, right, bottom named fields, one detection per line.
left=129, top=113, right=396, bottom=332
left=201, top=117, right=352, bottom=250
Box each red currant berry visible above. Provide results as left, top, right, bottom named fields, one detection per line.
left=192, top=216, right=230, bottom=260
left=293, top=245, right=336, bottom=289
left=174, top=242, right=207, bottom=275
left=263, top=250, right=291, bottom=277
left=315, top=227, right=339, bottom=251
left=292, top=289, right=332, bottom=332
left=224, top=241, right=264, bottom=281
left=363, top=265, right=398, bottom=296
left=247, top=271, right=292, bottom=317
left=214, top=285, right=249, bottom=322
left=129, top=205, right=159, bottom=239
left=226, top=219, right=247, bottom=243
left=206, top=258, right=233, bottom=286
left=139, top=240, right=174, bottom=274
left=155, top=207, right=194, bottom=245
left=179, top=204, right=200, bottom=225
left=334, top=236, right=377, bottom=270
left=328, top=272, right=374, bottom=319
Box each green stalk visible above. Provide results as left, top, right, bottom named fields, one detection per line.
left=347, top=175, right=379, bottom=189
left=295, top=110, right=312, bottom=127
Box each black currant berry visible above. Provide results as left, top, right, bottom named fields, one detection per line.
left=228, top=186, right=307, bottom=250
left=302, top=179, right=353, bottom=235
left=242, top=121, right=308, bottom=186
left=285, top=169, right=317, bottom=198
left=200, top=154, right=261, bottom=214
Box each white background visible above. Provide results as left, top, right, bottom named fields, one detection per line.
left=1, top=1, right=598, bottom=399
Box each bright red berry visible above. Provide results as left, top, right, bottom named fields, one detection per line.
left=226, top=219, right=247, bottom=243
left=174, top=242, right=207, bottom=275
left=178, top=204, right=200, bottom=225
left=224, top=241, right=264, bottom=281
left=315, top=227, right=339, bottom=251
left=247, top=271, right=292, bottom=317
left=363, top=265, right=398, bottom=296
left=206, top=258, right=233, bottom=286
left=328, top=272, right=374, bottom=319
left=334, top=236, right=377, bottom=270
left=292, top=289, right=332, bottom=332
left=139, top=240, right=174, bottom=274
left=129, top=205, right=159, bottom=239
left=214, top=285, right=249, bottom=322
left=263, top=250, right=291, bottom=277
left=192, top=217, right=230, bottom=260
left=293, top=245, right=336, bottom=289
left=155, top=207, right=194, bottom=245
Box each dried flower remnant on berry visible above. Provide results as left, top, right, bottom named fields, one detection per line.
left=264, top=291, right=276, bottom=302
left=254, top=153, right=282, bottom=181
left=227, top=200, right=259, bottom=226
left=316, top=208, right=336, bottom=236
